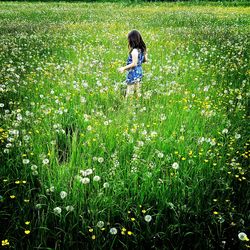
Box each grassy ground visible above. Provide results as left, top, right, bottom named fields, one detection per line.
left=0, top=1, right=249, bottom=249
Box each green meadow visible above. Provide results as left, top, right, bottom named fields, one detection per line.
left=0, top=1, right=249, bottom=249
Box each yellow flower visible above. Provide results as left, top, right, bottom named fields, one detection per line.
left=24, top=199, right=30, bottom=203
left=2, top=239, right=9, bottom=246
left=24, top=230, right=30, bottom=235
left=91, top=235, right=96, bottom=240
left=89, top=228, right=93, bottom=233
left=127, top=231, right=133, bottom=235
left=213, top=211, right=219, bottom=215
left=10, top=195, right=15, bottom=199
left=25, top=221, right=30, bottom=225
left=122, top=228, right=126, bottom=232
left=131, top=218, right=135, bottom=221
left=15, top=180, right=20, bottom=184
left=142, top=210, right=146, bottom=214
left=22, top=180, right=27, bottom=184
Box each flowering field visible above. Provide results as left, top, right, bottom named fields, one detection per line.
left=0, top=1, right=249, bottom=249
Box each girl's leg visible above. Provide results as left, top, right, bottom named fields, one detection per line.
left=126, top=84, right=135, bottom=98
left=134, top=81, right=141, bottom=98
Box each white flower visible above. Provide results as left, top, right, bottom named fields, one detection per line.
left=97, top=221, right=105, bottom=228
left=238, top=232, right=249, bottom=241
left=65, top=205, right=74, bottom=212
left=87, top=125, right=92, bottom=131
left=80, top=168, right=93, bottom=176
left=98, top=157, right=104, bottom=163
left=81, top=177, right=90, bottom=184
left=35, top=204, right=42, bottom=209
left=103, top=182, right=109, bottom=188
left=23, top=159, right=30, bottom=164
left=0, top=103, right=4, bottom=108
left=235, top=133, right=241, bottom=139
left=93, top=176, right=101, bottom=182
left=42, top=158, right=49, bottom=165
left=144, top=215, right=152, bottom=222
left=53, top=207, right=62, bottom=215
left=32, top=171, right=38, bottom=176
left=60, top=191, right=67, bottom=199
left=172, top=162, right=179, bottom=170
left=50, top=186, right=55, bottom=192
left=31, top=165, right=38, bottom=171
left=222, top=129, right=228, bottom=134
left=157, top=152, right=164, bottom=158
left=109, top=227, right=118, bottom=235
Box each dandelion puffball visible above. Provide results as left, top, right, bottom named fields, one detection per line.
left=109, top=227, right=118, bottom=235
left=144, top=215, right=152, bottom=222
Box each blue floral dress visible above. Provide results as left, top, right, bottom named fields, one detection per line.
left=126, top=49, right=145, bottom=85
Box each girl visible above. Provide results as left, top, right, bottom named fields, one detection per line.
left=118, top=30, right=147, bottom=98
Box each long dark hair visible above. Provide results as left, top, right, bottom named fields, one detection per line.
left=128, top=30, right=146, bottom=54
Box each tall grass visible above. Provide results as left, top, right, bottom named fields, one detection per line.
left=0, top=1, right=249, bottom=249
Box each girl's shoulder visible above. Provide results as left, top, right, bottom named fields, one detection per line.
left=131, top=48, right=140, bottom=55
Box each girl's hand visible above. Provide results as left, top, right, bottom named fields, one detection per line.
left=118, top=67, right=125, bottom=73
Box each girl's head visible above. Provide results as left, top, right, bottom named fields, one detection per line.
left=128, top=30, right=146, bottom=53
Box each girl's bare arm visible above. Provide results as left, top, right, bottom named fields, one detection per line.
left=118, top=49, right=138, bottom=73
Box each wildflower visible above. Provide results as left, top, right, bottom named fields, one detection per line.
left=24, top=230, right=30, bottom=235
left=93, top=175, right=101, bottom=182
left=238, top=232, right=249, bottom=241
left=213, top=211, right=219, bottom=215
left=91, top=235, right=96, bottom=240
left=10, top=195, right=15, bottom=199
left=109, top=227, right=118, bottom=235
left=89, top=228, right=94, bottom=232
left=42, top=158, right=49, bottom=165
left=222, top=129, right=228, bottom=134
left=35, top=204, right=42, bottom=209
left=157, top=152, right=164, bottom=158
left=98, top=157, right=104, bottom=163
left=127, top=231, right=133, bottom=235
left=172, top=162, right=179, bottom=170
left=25, top=221, right=30, bottom=225
left=144, top=215, right=152, bottom=222
left=23, top=159, right=30, bottom=164
left=235, top=133, right=241, bottom=139
left=103, top=182, right=109, bottom=188
left=60, top=191, right=67, bottom=199
left=81, top=168, right=93, bottom=176
left=131, top=218, right=135, bottom=221
left=53, top=207, right=62, bottom=215
left=31, top=165, right=38, bottom=171
left=97, top=221, right=105, bottom=228
left=81, top=177, right=90, bottom=184
left=32, top=171, right=38, bottom=176
left=2, top=239, right=9, bottom=246
left=65, top=205, right=74, bottom=212
left=142, top=209, right=146, bottom=214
